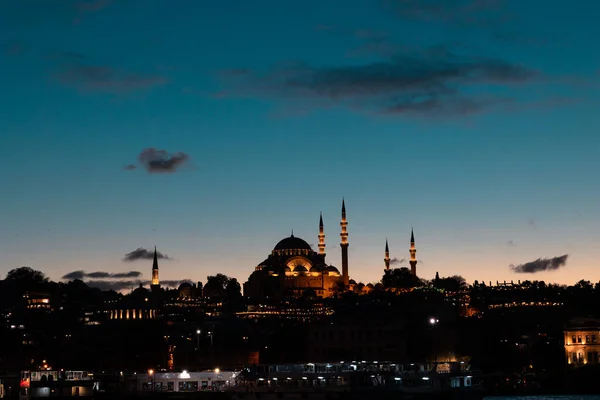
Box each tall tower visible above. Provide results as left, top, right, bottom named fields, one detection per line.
left=409, top=229, right=417, bottom=276
left=384, top=239, right=391, bottom=270
left=340, top=199, right=349, bottom=285
left=318, top=212, right=326, bottom=256
left=151, top=246, right=160, bottom=289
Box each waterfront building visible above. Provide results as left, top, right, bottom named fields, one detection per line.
left=564, top=317, right=600, bottom=367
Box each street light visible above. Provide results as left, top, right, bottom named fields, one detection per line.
left=429, top=318, right=439, bottom=325
left=148, top=369, right=154, bottom=392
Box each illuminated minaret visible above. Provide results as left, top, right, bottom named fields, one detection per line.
left=409, top=229, right=417, bottom=276
left=151, top=246, right=160, bottom=289
left=340, top=199, right=349, bottom=285
left=318, top=212, right=326, bottom=256
left=384, top=239, right=391, bottom=270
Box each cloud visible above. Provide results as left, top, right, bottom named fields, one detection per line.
left=390, top=257, right=405, bottom=265
left=3, top=40, right=26, bottom=57
left=510, top=254, right=568, bottom=274
left=507, top=240, right=516, bottom=247
left=85, top=279, right=189, bottom=292
left=123, top=247, right=172, bottom=262
left=62, top=270, right=142, bottom=280
left=54, top=64, right=167, bottom=94
left=123, top=164, right=137, bottom=171
left=76, top=0, right=111, bottom=13
left=217, top=44, right=539, bottom=117
left=383, top=0, right=510, bottom=26
left=528, top=218, right=537, bottom=228
left=137, top=148, right=191, bottom=173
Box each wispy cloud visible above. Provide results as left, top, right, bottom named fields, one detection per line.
left=507, top=240, right=516, bottom=247
left=218, top=44, right=539, bottom=117
left=383, top=0, right=510, bottom=27
left=73, top=0, right=112, bottom=24
left=62, top=270, right=142, bottom=280
left=134, top=148, right=191, bottom=174
left=510, top=254, right=568, bottom=273
left=2, top=40, right=26, bottom=57
left=76, top=0, right=111, bottom=13
left=85, top=279, right=189, bottom=292
left=390, top=257, right=405, bottom=265
left=54, top=64, right=166, bottom=94
left=123, top=247, right=172, bottom=262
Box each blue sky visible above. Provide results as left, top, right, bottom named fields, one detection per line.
left=1, top=0, right=600, bottom=290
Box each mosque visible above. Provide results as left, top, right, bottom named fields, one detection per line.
left=242, top=199, right=419, bottom=299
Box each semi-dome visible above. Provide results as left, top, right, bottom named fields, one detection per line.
left=326, top=265, right=339, bottom=273
left=273, top=235, right=312, bottom=251
left=294, top=265, right=308, bottom=273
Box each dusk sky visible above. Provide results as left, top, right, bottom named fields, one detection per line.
left=2, top=0, right=600, bottom=290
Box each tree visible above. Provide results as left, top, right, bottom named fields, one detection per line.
left=381, top=267, right=422, bottom=290
left=225, top=278, right=242, bottom=300
left=4, top=266, right=49, bottom=294
left=433, top=275, right=467, bottom=293
left=205, top=273, right=242, bottom=300
left=5, top=266, right=48, bottom=284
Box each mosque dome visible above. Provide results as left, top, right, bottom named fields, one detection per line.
left=273, top=235, right=312, bottom=252
left=178, top=282, right=192, bottom=290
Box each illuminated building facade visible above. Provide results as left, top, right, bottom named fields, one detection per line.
left=244, top=200, right=349, bottom=299
left=564, top=318, right=600, bottom=367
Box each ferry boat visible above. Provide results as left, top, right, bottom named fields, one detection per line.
left=232, top=360, right=483, bottom=395
left=19, top=370, right=96, bottom=399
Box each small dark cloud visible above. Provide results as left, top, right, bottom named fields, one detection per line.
left=85, top=279, right=188, bottom=292
left=123, top=247, right=172, bottom=262
left=390, top=257, right=405, bottom=265
left=528, top=218, right=537, bottom=228
left=123, top=164, right=137, bottom=171
left=510, top=254, right=568, bottom=274
left=507, top=240, right=517, bottom=247
left=137, top=148, right=191, bottom=174
left=62, top=270, right=142, bottom=280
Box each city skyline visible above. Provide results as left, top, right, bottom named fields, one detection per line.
left=2, top=0, right=600, bottom=288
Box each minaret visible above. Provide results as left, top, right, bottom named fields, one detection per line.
left=151, top=246, right=160, bottom=289
left=318, top=212, right=326, bottom=256
left=409, top=229, right=417, bottom=276
left=340, top=199, right=349, bottom=285
left=384, top=239, right=391, bottom=270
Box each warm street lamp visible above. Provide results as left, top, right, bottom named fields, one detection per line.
left=148, top=369, right=154, bottom=392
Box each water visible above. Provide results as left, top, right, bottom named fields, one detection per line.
left=487, top=396, right=600, bottom=400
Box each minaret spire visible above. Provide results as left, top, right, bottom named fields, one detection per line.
left=384, top=239, right=390, bottom=270
left=409, top=228, right=417, bottom=276
left=340, top=199, right=349, bottom=285
left=151, top=246, right=160, bottom=288
left=318, top=212, right=326, bottom=256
